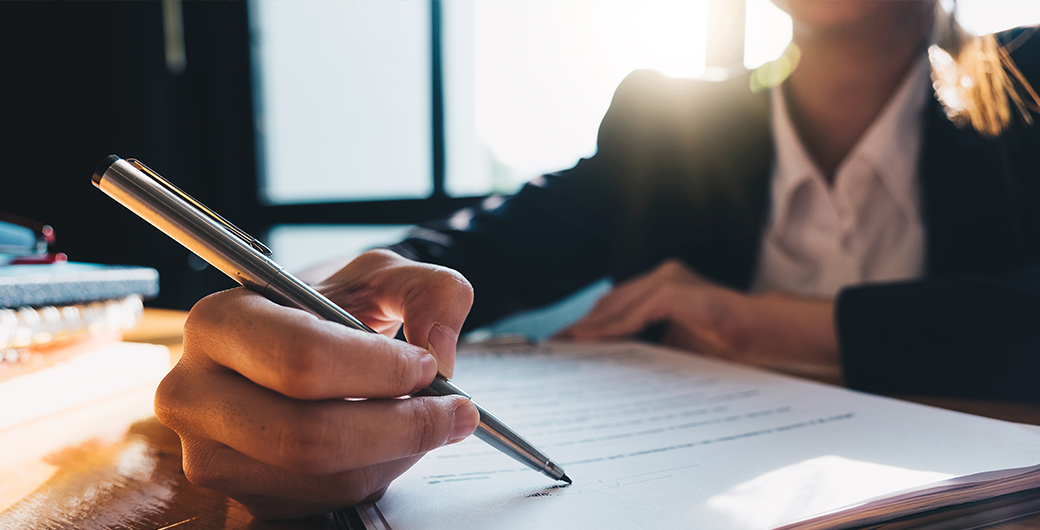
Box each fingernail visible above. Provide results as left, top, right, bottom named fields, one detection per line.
left=427, top=323, right=457, bottom=378
left=448, top=399, right=479, bottom=444
left=414, top=353, right=438, bottom=392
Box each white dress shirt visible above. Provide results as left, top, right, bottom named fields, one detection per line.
left=751, top=57, right=931, bottom=298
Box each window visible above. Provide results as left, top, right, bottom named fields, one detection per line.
left=249, top=0, right=1040, bottom=267
left=444, top=0, right=712, bottom=195
left=250, top=0, right=432, bottom=204
left=956, top=0, right=1040, bottom=35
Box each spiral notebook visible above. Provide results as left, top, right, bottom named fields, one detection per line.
left=0, top=261, right=158, bottom=308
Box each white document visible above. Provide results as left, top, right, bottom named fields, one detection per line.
left=371, top=342, right=1040, bottom=530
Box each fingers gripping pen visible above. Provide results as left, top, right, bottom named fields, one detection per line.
left=92, top=155, right=571, bottom=484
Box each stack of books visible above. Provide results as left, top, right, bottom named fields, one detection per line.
left=0, top=214, right=169, bottom=430
left=1, top=294, right=147, bottom=382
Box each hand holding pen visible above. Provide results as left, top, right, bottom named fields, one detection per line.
left=93, top=156, right=568, bottom=519
left=156, top=251, right=478, bottom=518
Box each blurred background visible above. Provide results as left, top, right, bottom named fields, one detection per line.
left=1, top=0, right=1037, bottom=311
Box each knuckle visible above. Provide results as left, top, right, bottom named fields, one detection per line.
left=355, top=249, right=399, bottom=270
left=180, top=440, right=228, bottom=491
left=184, top=291, right=228, bottom=339
left=153, top=367, right=192, bottom=432
left=272, top=406, right=337, bottom=474
left=381, top=342, right=420, bottom=394
left=182, top=290, right=245, bottom=363
left=269, top=330, right=326, bottom=400
left=406, top=401, right=443, bottom=454
left=434, top=267, right=474, bottom=301
left=182, top=458, right=219, bottom=491
left=660, top=258, right=685, bottom=276
left=404, top=266, right=474, bottom=317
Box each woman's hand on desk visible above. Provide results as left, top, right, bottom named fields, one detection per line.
left=558, top=259, right=843, bottom=380
left=153, top=250, right=480, bottom=519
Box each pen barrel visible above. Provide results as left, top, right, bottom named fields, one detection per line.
left=474, top=408, right=558, bottom=475
left=93, top=158, right=374, bottom=334
left=265, top=270, right=374, bottom=332
left=93, top=158, right=282, bottom=292
left=423, top=377, right=564, bottom=480
left=94, top=155, right=565, bottom=482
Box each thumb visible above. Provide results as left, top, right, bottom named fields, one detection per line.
left=398, top=268, right=473, bottom=379
left=318, top=250, right=474, bottom=378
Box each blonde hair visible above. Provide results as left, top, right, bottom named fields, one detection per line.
left=930, top=2, right=1040, bottom=137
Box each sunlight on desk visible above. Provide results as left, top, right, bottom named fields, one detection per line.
left=0, top=309, right=320, bottom=529
left=0, top=382, right=301, bottom=529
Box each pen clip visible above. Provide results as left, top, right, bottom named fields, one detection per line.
left=126, top=158, right=273, bottom=256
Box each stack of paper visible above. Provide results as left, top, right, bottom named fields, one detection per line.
left=358, top=342, right=1040, bottom=530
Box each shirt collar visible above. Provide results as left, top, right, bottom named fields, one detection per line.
left=768, top=55, right=931, bottom=227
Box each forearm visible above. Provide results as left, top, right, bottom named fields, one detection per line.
left=739, top=293, right=842, bottom=383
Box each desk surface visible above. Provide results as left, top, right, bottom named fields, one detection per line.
left=2, top=308, right=1039, bottom=530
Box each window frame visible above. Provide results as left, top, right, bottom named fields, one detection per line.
left=245, top=0, right=484, bottom=237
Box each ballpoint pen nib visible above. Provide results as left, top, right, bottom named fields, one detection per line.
left=543, top=461, right=571, bottom=483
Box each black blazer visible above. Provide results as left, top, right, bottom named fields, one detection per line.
left=391, top=28, right=1040, bottom=402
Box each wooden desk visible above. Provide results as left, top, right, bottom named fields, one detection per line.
left=2, top=308, right=1039, bottom=529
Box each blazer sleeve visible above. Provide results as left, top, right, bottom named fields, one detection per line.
left=385, top=71, right=666, bottom=331
left=386, top=161, right=617, bottom=331
left=388, top=70, right=774, bottom=331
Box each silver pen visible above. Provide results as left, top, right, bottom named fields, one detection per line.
left=92, top=154, right=571, bottom=485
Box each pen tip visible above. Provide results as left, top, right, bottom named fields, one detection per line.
left=561, top=474, right=572, bottom=485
